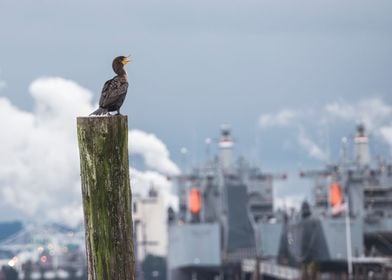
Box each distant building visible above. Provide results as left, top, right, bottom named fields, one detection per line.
left=133, top=186, right=168, bottom=261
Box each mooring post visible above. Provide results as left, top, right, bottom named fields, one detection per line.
left=77, top=115, right=134, bottom=280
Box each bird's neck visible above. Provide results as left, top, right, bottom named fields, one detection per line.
left=113, top=62, right=127, bottom=77
left=116, top=68, right=127, bottom=77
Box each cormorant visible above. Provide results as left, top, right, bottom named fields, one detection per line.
left=90, top=55, right=131, bottom=115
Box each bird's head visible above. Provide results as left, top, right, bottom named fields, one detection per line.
left=112, top=55, right=132, bottom=75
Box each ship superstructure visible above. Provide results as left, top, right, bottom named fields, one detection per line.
left=299, top=125, right=392, bottom=257
left=275, top=124, right=392, bottom=278
left=167, top=126, right=285, bottom=280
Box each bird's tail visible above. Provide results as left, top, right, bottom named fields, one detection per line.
left=89, top=107, right=108, bottom=116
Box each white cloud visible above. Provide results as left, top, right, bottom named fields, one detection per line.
left=325, top=97, right=392, bottom=131
left=298, top=128, right=328, bottom=162
left=130, top=168, right=178, bottom=209
left=258, top=97, right=392, bottom=160
left=258, top=108, right=330, bottom=162
left=324, top=102, right=356, bottom=121
left=0, top=77, right=91, bottom=227
left=259, top=109, right=298, bottom=128
left=325, top=97, right=392, bottom=151
left=129, top=130, right=180, bottom=175
left=0, top=77, right=179, bottom=226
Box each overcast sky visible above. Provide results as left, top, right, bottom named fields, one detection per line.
left=0, top=1, right=392, bottom=223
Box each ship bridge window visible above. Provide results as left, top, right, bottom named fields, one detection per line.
left=133, top=202, right=137, bottom=213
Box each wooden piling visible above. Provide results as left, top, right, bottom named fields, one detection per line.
left=77, top=115, right=134, bottom=280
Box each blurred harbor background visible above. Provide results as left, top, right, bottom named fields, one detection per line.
left=1, top=1, right=392, bottom=279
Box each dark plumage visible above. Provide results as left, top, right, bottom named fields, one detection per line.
left=90, top=56, right=130, bottom=115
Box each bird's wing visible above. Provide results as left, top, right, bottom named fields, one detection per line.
left=99, top=77, right=128, bottom=108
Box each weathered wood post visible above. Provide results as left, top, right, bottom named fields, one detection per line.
left=77, top=115, right=134, bottom=280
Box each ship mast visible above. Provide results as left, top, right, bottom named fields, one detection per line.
left=219, top=124, right=234, bottom=171
left=354, top=124, right=370, bottom=166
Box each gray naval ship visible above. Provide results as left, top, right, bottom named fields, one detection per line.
left=167, top=126, right=286, bottom=280
left=167, top=125, right=392, bottom=279
left=277, top=124, right=392, bottom=279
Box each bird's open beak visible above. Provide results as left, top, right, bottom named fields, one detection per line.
left=123, top=55, right=132, bottom=65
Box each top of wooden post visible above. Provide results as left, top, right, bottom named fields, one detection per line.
left=77, top=115, right=129, bottom=137
left=77, top=114, right=128, bottom=123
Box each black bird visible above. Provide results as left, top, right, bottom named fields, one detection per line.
left=90, top=55, right=131, bottom=115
